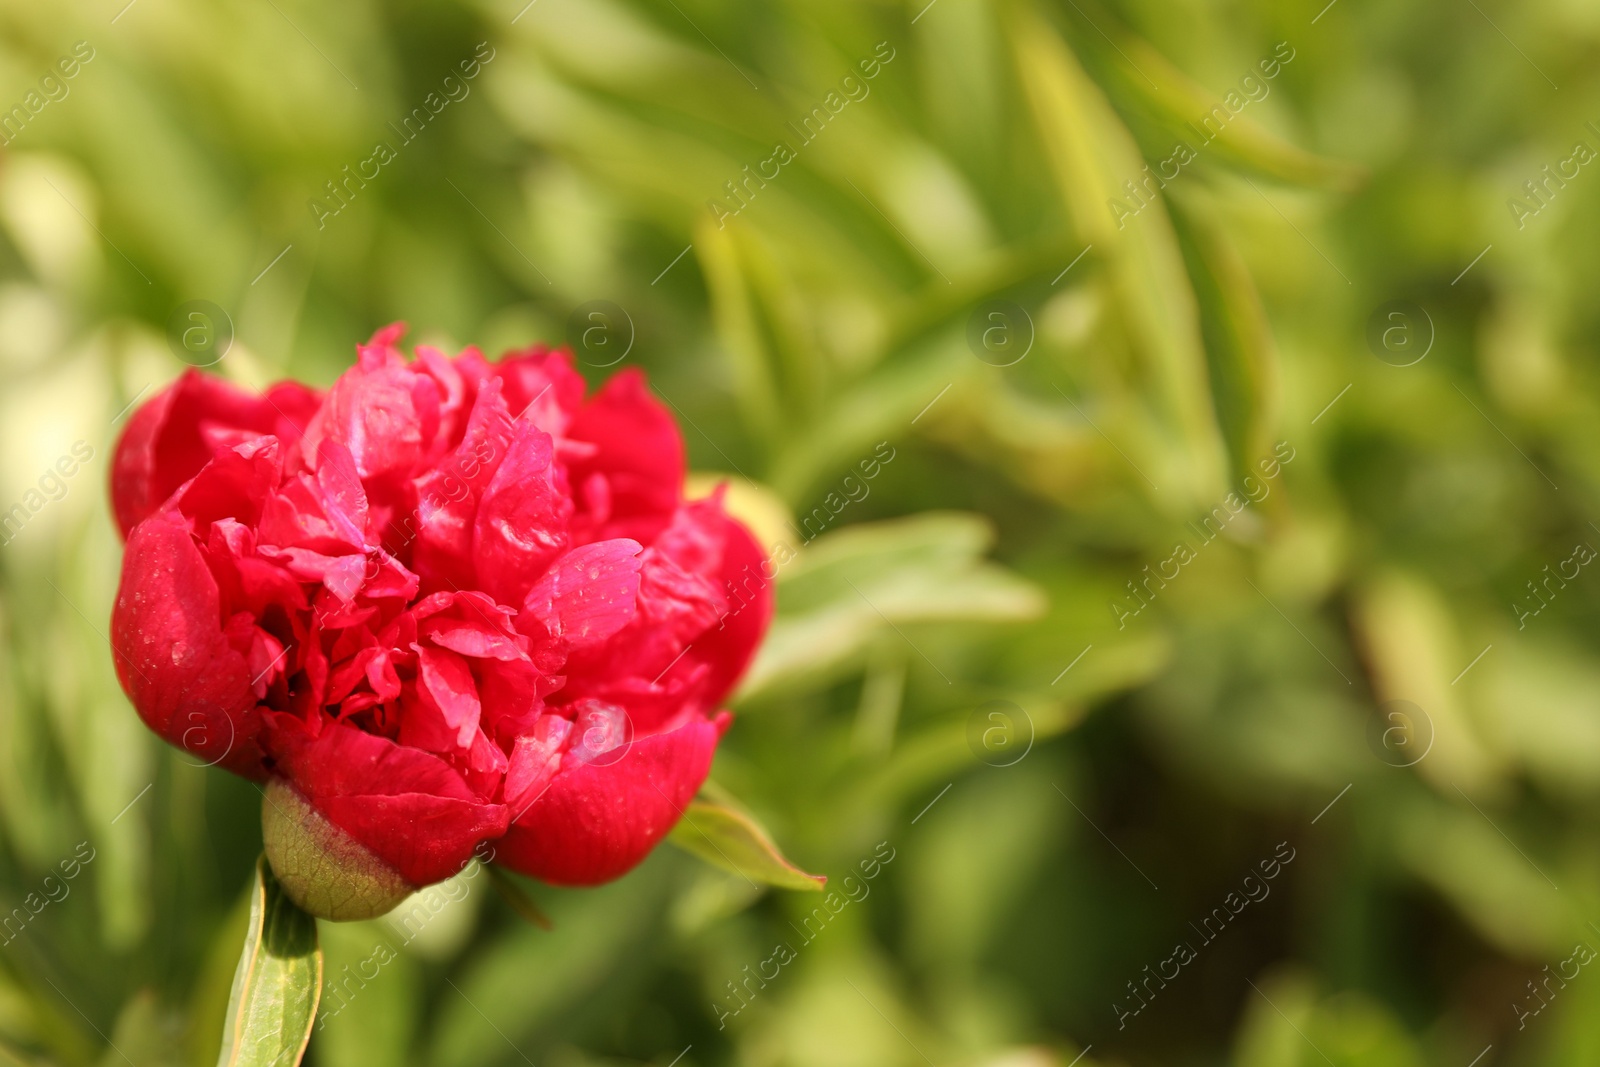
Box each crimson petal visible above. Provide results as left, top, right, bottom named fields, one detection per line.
left=111, top=511, right=263, bottom=777
left=266, top=716, right=509, bottom=887
left=495, top=711, right=728, bottom=885
left=111, top=372, right=319, bottom=538
left=566, top=369, right=684, bottom=546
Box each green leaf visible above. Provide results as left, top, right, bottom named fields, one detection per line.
left=739, top=513, right=1046, bottom=699
left=1168, top=195, right=1281, bottom=482
left=696, top=217, right=783, bottom=443
left=214, top=857, right=322, bottom=1067
left=1088, top=19, right=1366, bottom=190
left=1006, top=2, right=1229, bottom=506
left=668, top=798, right=826, bottom=891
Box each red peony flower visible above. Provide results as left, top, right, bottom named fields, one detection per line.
left=109, top=324, right=771, bottom=918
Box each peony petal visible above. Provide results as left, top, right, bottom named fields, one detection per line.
left=172, top=437, right=283, bottom=531
left=360, top=322, right=409, bottom=359
left=503, top=715, right=573, bottom=811
left=483, top=345, right=587, bottom=438
left=268, top=546, right=368, bottom=603
left=109, top=328, right=775, bottom=898
left=258, top=476, right=354, bottom=555
left=266, top=716, right=508, bottom=886
left=402, top=645, right=482, bottom=752
left=414, top=344, right=475, bottom=451
left=409, top=381, right=516, bottom=587
left=565, top=369, right=684, bottom=546
left=111, top=372, right=318, bottom=538
left=477, top=655, right=547, bottom=740
left=111, top=511, right=263, bottom=777
left=422, top=646, right=482, bottom=750
left=302, top=344, right=439, bottom=483
left=203, top=519, right=308, bottom=620
left=554, top=539, right=721, bottom=714
left=495, top=711, right=728, bottom=885
left=471, top=423, right=571, bottom=606
left=422, top=616, right=526, bottom=661
left=673, top=491, right=774, bottom=708
left=312, top=439, right=371, bottom=546
left=360, top=549, right=420, bottom=603
left=554, top=494, right=770, bottom=735
left=520, top=538, right=642, bottom=652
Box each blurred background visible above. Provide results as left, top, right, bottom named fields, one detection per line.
left=2, top=0, right=1599, bottom=1064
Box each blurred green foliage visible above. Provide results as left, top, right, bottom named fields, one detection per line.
left=2, top=0, right=1599, bottom=1064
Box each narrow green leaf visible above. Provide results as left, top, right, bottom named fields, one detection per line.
left=1006, top=3, right=1229, bottom=506
left=1167, top=195, right=1281, bottom=482
left=1090, top=19, right=1366, bottom=190
left=669, top=799, right=826, bottom=891
left=696, top=217, right=783, bottom=444
left=215, top=857, right=322, bottom=1067
left=739, top=513, right=1046, bottom=699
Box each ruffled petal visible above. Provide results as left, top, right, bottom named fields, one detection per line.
left=109, top=327, right=769, bottom=896
left=471, top=423, right=571, bottom=606
left=171, top=437, right=283, bottom=531
left=520, top=538, right=643, bottom=653
left=301, top=333, right=440, bottom=484
left=556, top=494, right=769, bottom=734
left=409, top=380, right=516, bottom=587
left=480, top=345, right=587, bottom=438
left=401, top=645, right=482, bottom=753
left=565, top=369, right=683, bottom=545
left=495, top=711, right=728, bottom=885
left=111, top=372, right=318, bottom=538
